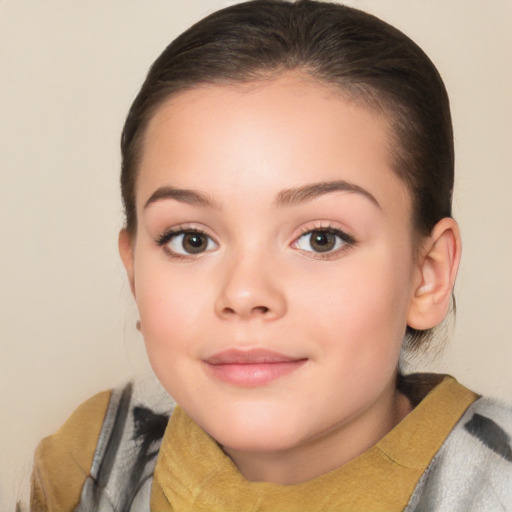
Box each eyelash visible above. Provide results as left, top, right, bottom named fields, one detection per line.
left=156, top=226, right=217, bottom=261
left=155, top=224, right=356, bottom=261
left=293, top=225, right=356, bottom=260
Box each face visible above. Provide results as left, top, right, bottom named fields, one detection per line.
left=123, top=75, right=421, bottom=476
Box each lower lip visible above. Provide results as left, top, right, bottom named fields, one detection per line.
left=204, top=360, right=307, bottom=387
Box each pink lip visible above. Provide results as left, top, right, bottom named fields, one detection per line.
left=203, top=349, right=307, bottom=387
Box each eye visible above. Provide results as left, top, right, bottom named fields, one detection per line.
left=294, top=228, right=354, bottom=254
left=158, top=229, right=218, bottom=257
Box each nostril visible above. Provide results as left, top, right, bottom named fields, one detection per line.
left=218, top=305, right=272, bottom=318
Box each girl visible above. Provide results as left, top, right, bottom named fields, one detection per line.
left=29, top=1, right=512, bottom=510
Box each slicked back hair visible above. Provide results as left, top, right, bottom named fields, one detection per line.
left=120, top=0, right=454, bottom=350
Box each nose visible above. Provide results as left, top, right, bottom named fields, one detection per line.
left=214, top=254, right=287, bottom=321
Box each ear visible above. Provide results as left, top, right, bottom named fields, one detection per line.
left=407, top=218, right=461, bottom=330
left=118, top=229, right=136, bottom=297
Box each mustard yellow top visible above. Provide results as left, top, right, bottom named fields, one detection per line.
left=151, top=376, right=478, bottom=511
left=31, top=376, right=478, bottom=511
left=31, top=390, right=112, bottom=511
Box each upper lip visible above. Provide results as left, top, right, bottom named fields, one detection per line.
left=204, top=348, right=305, bottom=365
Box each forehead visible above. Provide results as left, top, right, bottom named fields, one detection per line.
left=137, top=75, right=410, bottom=215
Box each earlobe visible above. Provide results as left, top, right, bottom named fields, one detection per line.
left=118, top=229, right=136, bottom=296
left=407, top=218, right=461, bottom=330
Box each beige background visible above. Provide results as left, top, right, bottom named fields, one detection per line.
left=1, top=0, right=511, bottom=508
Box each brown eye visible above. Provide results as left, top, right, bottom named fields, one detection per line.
left=309, top=231, right=336, bottom=252
left=182, top=232, right=208, bottom=254
left=162, top=230, right=218, bottom=256
left=294, top=228, right=353, bottom=255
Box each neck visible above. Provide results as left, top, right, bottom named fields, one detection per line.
left=223, top=383, right=412, bottom=485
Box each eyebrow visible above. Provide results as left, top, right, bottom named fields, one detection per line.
left=144, top=186, right=221, bottom=210
left=274, top=180, right=381, bottom=209
left=144, top=179, right=380, bottom=211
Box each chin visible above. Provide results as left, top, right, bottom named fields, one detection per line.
left=218, top=429, right=302, bottom=454
left=197, top=406, right=308, bottom=454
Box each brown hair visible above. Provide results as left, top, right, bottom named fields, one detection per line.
left=120, top=0, right=454, bottom=349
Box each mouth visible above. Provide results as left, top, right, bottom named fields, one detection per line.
left=203, top=348, right=308, bottom=387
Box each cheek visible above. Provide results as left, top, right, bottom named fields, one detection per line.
left=297, top=250, right=413, bottom=357
left=133, top=259, right=210, bottom=354
left=133, top=261, right=214, bottom=400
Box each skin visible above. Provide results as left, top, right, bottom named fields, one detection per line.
left=119, top=74, right=461, bottom=485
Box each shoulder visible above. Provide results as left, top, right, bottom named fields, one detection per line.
left=407, top=395, right=512, bottom=511
left=463, top=397, right=512, bottom=463
left=31, top=389, right=112, bottom=511
left=31, top=375, right=175, bottom=512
